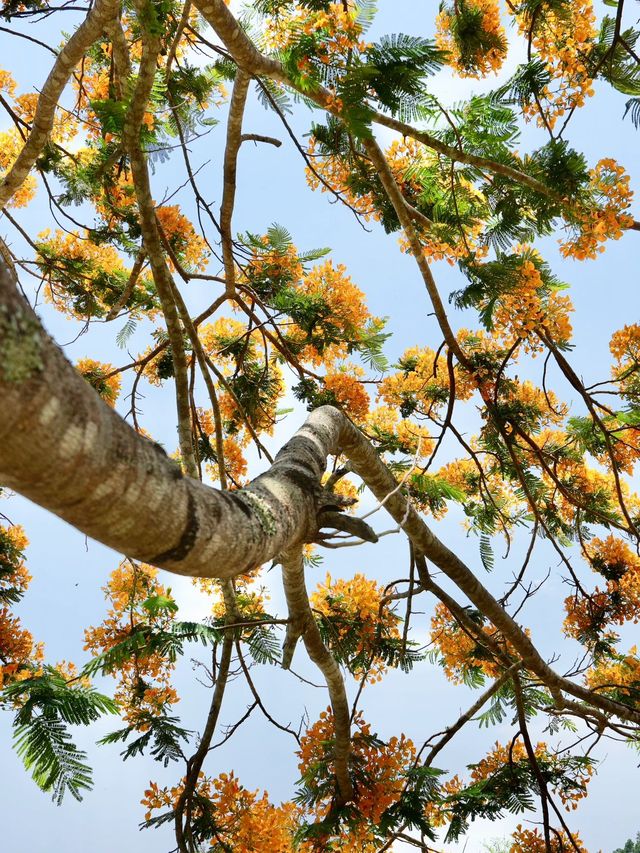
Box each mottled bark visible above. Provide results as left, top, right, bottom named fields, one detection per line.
left=194, top=0, right=282, bottom=78
left=0, top=261, right=327, bottom=578
left=1, top=255, right=639, bottom=727
left=281, top=547, right=353, bottom=803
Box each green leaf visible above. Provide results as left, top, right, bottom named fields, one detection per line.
left=99, top=713, right=191, bottom=766
left=142, top=591, right=179, bottom=616
left=4, top=668, right=117, bottom=803
left=479, top=534, right=494, bottom=572
left=116, top=317, right=137, bottom=348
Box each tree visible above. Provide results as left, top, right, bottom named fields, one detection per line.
left=613, top=834, right=640, bottom=853
left=1, top=0, right=639, bottom=850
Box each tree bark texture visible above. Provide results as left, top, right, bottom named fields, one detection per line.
left=2, top=259, right=640, bottom=726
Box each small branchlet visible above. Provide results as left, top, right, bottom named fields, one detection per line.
left=315, top=509, right=379, bottom=544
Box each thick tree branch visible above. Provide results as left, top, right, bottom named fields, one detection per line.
left=192, top=0, right=640, bottom=232
left=118, top=7, right=197, bottom=477
left=281, top=546, right=353, bottom=804
left=220, top=68, right=250, bottom=296
left=0, top=261, right=328, bottom=577
left=2, top=256, right=640, bottom=727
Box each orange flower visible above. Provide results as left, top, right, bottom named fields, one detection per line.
left=324, top=366, right=370, bottom=421
left=156, top=205, right=209, bottom=273
left=141, top=771, right=298, bottom=850
left=560, top=159, right=634, bottom=260
left=84, top=561, right=179, bottom=725
left=510, top=825, right=588, bottom=852
left=311, top=573, right=401, bottom=680
left=511, top=0, right=596, bottom=129
left=436, top=0, right=507, bottom=78
left=298, top=709, right=415, bottom=826
left=491, top=251, right=573, bottom=351
left=76, top=359, right=121, bottom=406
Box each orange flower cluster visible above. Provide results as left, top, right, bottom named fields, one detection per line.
left=436, top=0, right=507, bottom=78
left=76, top=358, right=121, bottom=407
left=218, top=435, right=248, bottom=482
left=499, top=379, right=568, bottom=432
left=385, top=138, right=427, bottom=204
left=513, top=0, right=596, bottom=129
left=564, top=536, right=640, bottom=643
left=430, top=602, right=504, bottom=683
left=142, top=771, right=298, bottom=851
left=306, top=137, right=378, bottom=219
left=200, top=317, right=254, bottom=361
left=610, top=323, right=640, bottom=365
left=194, top=566, right=268, bottom=621
left=472, top=740, right=592, bottom=810
left=324, top=365, right=370, bottom=421
left=298, top=709, right=415, bottom=826
left=84, top=561, right=179, bottom=726
left=510, top=825, right=588, bottom=852
left=201, top=318, right=284, bottom=439
left=197, top=407, right=249, bottom=484
left=430, top=604, right=534, bottom=684
left=423, top=774, right=463, bottom=828
left=436, top=458, right=479, bottom=499
left=0, top=523, right=29, bottom=598
left=585, top=647, right=640, bottom=699
left=0, top=129, right=37, bottom=208
left=0, top=68, right=77, bottom=208
left=37, top=229, right=122, bottom=272
left=310, top=136, right=487, bottom=264
left=471, top=739, right=529, bottom=780
left=265, top=2, right=366, bottom=64
left=310, top=573, right=401, bottom=680
left=71, top=49, right=110, bottom=137
left=14, top=91, right=78, bottom=143
left=398, top=220, right=487, bottom=266
left=378, top=345, right=470, bottom=420
left=242, top=236, right=305, bottom=291
left=610, top=323, right=640, bottom=406
left=156, top=205, right=209, bottom=273
left=367, top=405, right=434, bottom=459
left=93, top=169, right=137, bottom=220
left=491, top=255, right=573, bottom=352
left=0, top=67, right=16, bottom=95
left=604, top=420, right=640, bottom=474
left=0, top=524, right=45, bottom=688
left=72, top=25, right=226, bottom=141
left=560, top=159, right=634, bottom=260
left=289, top=260, right=374, bottom=366
left=218, top=359, right=284, bottom=437
left=37, top=229, right=150, bottom=320
left=389, top=141, right=489, bottom=264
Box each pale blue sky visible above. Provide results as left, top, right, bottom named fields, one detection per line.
left=1, top=2, right=639, bottom=851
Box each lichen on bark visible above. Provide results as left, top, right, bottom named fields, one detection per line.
left=0, top=303, right=44, bottom=382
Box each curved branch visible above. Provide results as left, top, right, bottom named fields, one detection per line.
left=280, top=546, right=353, bottom=804
left=117, top=8, right=197, bottom=476
left=0, top=0, right=119, bottom=209
left=220, top=68, right=250, bottom=296
left=193, top=0, right=640, bottom=234
left=2, top=257, right=640, bottom=727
